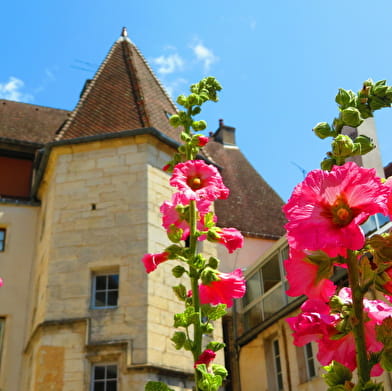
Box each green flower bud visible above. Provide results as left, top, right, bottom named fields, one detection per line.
left=369, top=96, right=389, bottom=111
left=313, top=122, right=333, bottom=139
left=354, top=135, right=375, bottom=155
left=341, top=107, right=363, bottom=128
left=207, top=257, right=220, bottom=269
left=200, top=267, right=220, bottom=285
left=320, top=157, right=337, bottom=171
left=169, top=115, right=181, bottom=128
left=192, top=120, right=207, bottom=131
left=176, top=95, right=187, bottom=107
left=332, top=134, right=355, bottom=158
left=212, top=364, right=228, bottom=379
left=335, top=88, right=351, bottom=107
left=192, top=106, right=202, bottom=115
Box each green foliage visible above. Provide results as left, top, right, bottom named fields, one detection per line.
left=202, top=304, right=227, bottom=321
left=205, top=341, right=226, bottom=352
left=174, top=306, right=199, bottom=328
left=172, top=265, right=187, bottom=278
left=171, top=331, right=187, bottom=350
left=313, top=79, right=392, bottom=168
left=323, top=361, right=353, bottom=389
left=145, top=381, right=175, bottom=391
left=196, top=364, right=225, bottom=391
left=172, top=284, right=188, bottom=301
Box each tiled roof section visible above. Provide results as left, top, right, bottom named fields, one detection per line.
left=384, top=162, right=392, bottom=178
left=204, top=140, right=286, bottom=239
left=0, top=100, right=69, bottom=144
left=56, top=34, right=180, bottom=142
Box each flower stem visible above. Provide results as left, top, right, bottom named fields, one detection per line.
left=189, top=199, right=202, bottom=390
left=346, top=250, right=371, bottom=386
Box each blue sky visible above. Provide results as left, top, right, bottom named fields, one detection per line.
left=2, top=0, right=392, bottom=200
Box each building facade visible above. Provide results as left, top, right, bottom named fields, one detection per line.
left=0, top=29, right=286, bottom=391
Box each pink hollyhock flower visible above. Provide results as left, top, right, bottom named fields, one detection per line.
left=286, top=299, right=338, bottom=346
left=141, top=252, right=169, bottom=273
left=385, top=177, right=392, bottom=218
left=170, top=160, right=229, bottom=202
left=160, top=193, right=212, bottom=240
left=0, top=278, right=3, bottom=287
left=284, top=162, right=389, bottom=256
left=196, top=135, right=209, bottom=147
left=194, top=349, right=216, bottom=368
left=199, top=269, right=246, bottom=307
left=284, top=249, right=336, bottom=301
left=210, top=228, right=244, bottom=254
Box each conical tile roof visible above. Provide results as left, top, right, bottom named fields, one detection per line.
left=56, top=29, right=179, bottom=142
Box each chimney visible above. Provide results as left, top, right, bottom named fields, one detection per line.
left=213, top=119, right=236, bottom=146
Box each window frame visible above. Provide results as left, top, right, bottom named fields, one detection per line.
left=90, top=363, right=118, bottom=391
left=0, top=228, right=6, bottom=252
left=304, top=342, right=316, bottom=380
left=91, top=273, right=119, bottom=309
left=241, top=242, right=290, bottom=331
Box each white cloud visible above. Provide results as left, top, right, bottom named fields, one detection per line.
left=0, top=76, right=33, bottom=102
left=152, top=53, right=184, bottom=75
left=163, top=77, right=188, bottom=98
left=191, top=42, right=218, bottom=72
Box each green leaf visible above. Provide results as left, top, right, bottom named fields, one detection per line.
left=305, top=251, right=334, bottom=282
left=145, top=381, right=175, bottom=391
left=196, top=364, right=223, bottom=391
left=172, top=265, right=186, bottom=278
left=172, top=284, right=187, bottom=301
left=380, top=347, right=392, bottom=371
left=171, top=331, right=187, bottom=350
left=376, top=317, right=392, bottom=346
left=206, top=341, right=226, bottom=352
left=322, top=361, right=352, bottom=387
left=211, top=364, right=228, bottom=379
left=202, top=303, right=227, bottom=321
left=207, top=257, right=220, bottom=270
left=173, top=306, right=199, bottom=328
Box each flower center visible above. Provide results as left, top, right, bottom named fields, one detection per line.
left=330, top=196, right=353, bottom=227
left=187, top=176, right=203, bottom=190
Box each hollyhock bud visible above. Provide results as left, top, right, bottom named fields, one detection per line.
left=332, top=134, right=356, bottom=158
left=313, top=122, right=333, bottom=139
left=141, top=252, right=169, bottom=273
left=195, top=135, right=209, bottom=147
left=194, top=349, right=216, bottom=368
left=341, top=107, right=363, bottom=128
left=199, top=269, right=246, bottom=307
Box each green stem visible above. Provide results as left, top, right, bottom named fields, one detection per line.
left=189, top=199, right=202, bottom=390
left=346, top=250, right=371, bottom=387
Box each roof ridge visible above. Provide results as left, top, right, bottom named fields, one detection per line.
left=54, top=38, right=120, bottom=141
left=129, top=39, right=178, bottom=111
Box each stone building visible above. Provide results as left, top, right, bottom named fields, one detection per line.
left=0, top=29, right=285, bottom=391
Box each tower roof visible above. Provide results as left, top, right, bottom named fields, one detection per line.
left=55, top=28, right=180, bottom=142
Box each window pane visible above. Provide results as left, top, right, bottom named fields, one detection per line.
left=262, top=255, right=281, bottom=293
left=95, top=276, right=107, bottom=290
left=108, top=275, right=119, bottom=289
left=0, top=230, right=4, bottom=240
left=95, top=292, right=106, bottom=307
left=244, top=303, right=263, bottom=331
left=263, top=285, right=285, bottom=320
left=361, top=215, right=377, bottom=236
left=107, top=380, right=117, bottom=391
left=243, top=273, right=261, bottom=306
left=107, top=291, right=118, bottom=306
left=93, top=382, right=105, bottom=391
left=94, top=366, right=106, bottom=379
left=377, top=213, right=390, bottom=228
left=106, top=365, right=117, bottom=379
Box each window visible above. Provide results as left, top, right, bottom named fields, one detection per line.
left=91, top=364, right=118, bottom=391
left=304, top=343, right=316, bottom=379
left=92, top=274, right=119, bottom=308
left=361, top=213, right=391, bottom=236
left=265, top=338, right=284, bottom=391
left=242, top=242, right=292, bottom=331
left=296, top=343, right=316, bottom=383
left=0, top=229, right=5, bottom=252
left=0, top=318, right=5, bottom=369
